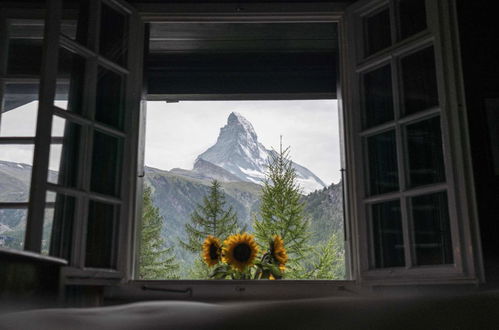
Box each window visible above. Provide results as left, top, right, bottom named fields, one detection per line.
left=0, top=0, right=482, bottom=294
left=0, top=0, right=140, bottom=279
left=0, top=16, right=45, bottom=251
left=347, top=0, right=481, bottom=283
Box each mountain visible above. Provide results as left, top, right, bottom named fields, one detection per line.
left=198, top=112, right=326, bottom=194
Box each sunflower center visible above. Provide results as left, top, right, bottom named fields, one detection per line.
left=209, top=244, right=219, bottom=260
left=233, top=243, right=252, bottom=262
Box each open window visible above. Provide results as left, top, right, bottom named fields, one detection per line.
left=134, top=20, right=348, bottom=281
left=0, top=0, right=484, bottom=301
left=0, top=0, right=144, bottom=286
left=345, top=0, right=483, bottom=285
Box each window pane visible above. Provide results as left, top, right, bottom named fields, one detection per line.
left=367, top=130, right=399, bottom=195
left=1, top=84, right=38, bottom=137
left=41, top=207, right=54, bottom=256
left=95, top=67, right=125, bottom=129
left=62, top=0, right=90, bottom=46
left=85, top=200, right=117, bottom=268
left=47, top=118, right=81, bottom=187
left=90, top=131, right=123, bottom=196
left=401, top=46, right=439, bottom=115
left=45, top=192, right=75, bottom=259
left=0, top=144, right=34, bottom=202
left=406, top=117, right=446, bottom=187
left=362, top=64, right=394, bottom=129
left=412, top=192, right=453, bottom=265
left=0, top=208, right=27, bottom=250
left=364, top=8, right=392, bottom=57
left=6, top=19, right=44, bottom=75
left=99, top=3, right=128, bottom=66
left=398, top=0, right=427, bottom=40
left=55, top=47, right=86, bottom=113
left=372, top=200, right=405, bottom=268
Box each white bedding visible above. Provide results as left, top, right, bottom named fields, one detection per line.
left=1, top=293, right=498, bottom=330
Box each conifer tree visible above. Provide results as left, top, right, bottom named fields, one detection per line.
left=181, top=180, right=240, bottom=254
left=139, top=186, right=179, bottom=279
left=254, top=140, right=311, bottom=268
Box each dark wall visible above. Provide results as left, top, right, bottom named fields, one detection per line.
left=456, top=0, right=499, bottom=282
left=147, top=52, right=337, bottom=97
left=0, top=251, right=62, bottom=311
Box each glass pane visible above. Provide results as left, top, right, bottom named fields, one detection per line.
left=85, top=200, right=117, bottom=268
left=364, top=8, right=392, bottom=57
left=362, top=64, right=394, bottom=129
left=412, top=192, right=453, bottom=265
left=401, top=46, right=439, bottom=115
left=99, top=3, right=128, bottom=66
left=55, top=47, right=86, bottom=113
left=0, top=144, right=34, bottom=202
left=372, top=200, right=405, bottom=268
left=62, top=0, right=90, bottom=45
left=41, top=207, right=54, bottom=255
left=0, top=208, right=27, bottom=250
left=398, top=0, right=427, bottom=40
left=45, top=192, right=75, bottom=259
left=6, top=19, right=44, bottom=75
left=1, top=83, right=38, bottom=136
left=406, top=117, right=446, bottom=187
left=367, top=130, right=399, bottom=195
left=95, top=67, right=125, bottom=129
left=90, top=131, right=123, bottom=196
left=47, top=117, right=81, bottom=187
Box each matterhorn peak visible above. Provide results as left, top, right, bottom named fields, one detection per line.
left=226, top=112, right=257, bottom=139
left=197, top=112, right=327, bottom=194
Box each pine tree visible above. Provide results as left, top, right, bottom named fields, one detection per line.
left=181, top=180, right=240, bottom=254
left=139, top=186, right=179, bottom=280
left=254, top=140, right=311, bottom=270
left=294, top=232, right=346, bottom=280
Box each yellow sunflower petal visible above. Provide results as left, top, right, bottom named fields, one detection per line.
left=271, top=235, right=288, bottom=266
left=202, top=235, right=221, bottom=267
left=222, top=233, right=259, bottom=272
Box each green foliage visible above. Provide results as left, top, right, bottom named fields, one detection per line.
left=293, top=232, right=346, bottom=280
left=181, top=180, right=241, bottom=254
left=253, top=142, right=311, bottom=275
left=139, top=186, right=179, bottom=280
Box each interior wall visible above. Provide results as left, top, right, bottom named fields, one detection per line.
left=456, top=0, right=499, bottom=283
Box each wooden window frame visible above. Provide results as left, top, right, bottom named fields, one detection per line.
left=345, top=0, right=483, bottom=286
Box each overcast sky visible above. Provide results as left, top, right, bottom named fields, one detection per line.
left=0, top=100, right=342, bottom=184
left=145, top=100, right=342, bottom=185
left=0, top=101, right=65, bottom=171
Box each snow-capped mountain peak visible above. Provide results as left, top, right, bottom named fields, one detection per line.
left=197, top=112, right=326, bottom=194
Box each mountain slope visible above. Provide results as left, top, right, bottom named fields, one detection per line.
left=198, top=112, right=326, bottom=193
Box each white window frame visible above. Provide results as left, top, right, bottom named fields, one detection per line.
left=344, top=0, right=483, bottom=286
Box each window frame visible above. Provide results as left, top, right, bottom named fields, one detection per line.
left=127, top=4, right=356, bottom=293
left=345, top=0, right=484, bottom=285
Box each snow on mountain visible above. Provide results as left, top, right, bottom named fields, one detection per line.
left=197, top=112, right=326, bottom=194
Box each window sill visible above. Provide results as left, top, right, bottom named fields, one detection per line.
left=0, top=247, right=68, bottom=266
left=104, top=280, right=359, bottom=303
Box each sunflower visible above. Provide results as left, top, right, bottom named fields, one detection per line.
left=222, top=233, right=259, bottom=272
left=270, top=235, right=288, bottom=268
left=202, top=235, right=222, bottom=267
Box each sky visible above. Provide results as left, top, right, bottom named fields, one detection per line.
left=145, top=100, right=342, bottom=185
left=0, top=101, right=65, bottom=171
left=0, top=100, right=343, bottom=184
